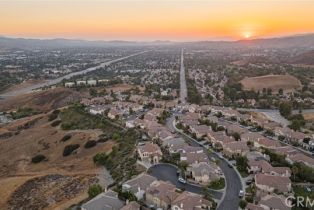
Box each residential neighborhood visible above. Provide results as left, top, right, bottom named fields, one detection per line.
left=0, top=38, right=314, bottom=210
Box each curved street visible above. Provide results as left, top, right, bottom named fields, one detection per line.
left=166, top=115, right=243, bottom=210
left=149, top=163, right=222, bottom=199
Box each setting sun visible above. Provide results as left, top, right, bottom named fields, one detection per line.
left=1, top=0, right=314, bottom=40
left=243, top=32, right=252, bottom=39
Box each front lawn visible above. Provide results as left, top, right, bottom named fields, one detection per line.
left=208, top=177, right=225, bottom=190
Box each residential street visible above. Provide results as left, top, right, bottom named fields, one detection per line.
left=166, top=115, right=243, bottom=210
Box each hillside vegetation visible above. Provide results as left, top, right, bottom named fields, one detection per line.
left=0, top=109, right=117, bottom=209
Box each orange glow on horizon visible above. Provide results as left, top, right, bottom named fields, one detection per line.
left=0, top=0, right=314, bottom=41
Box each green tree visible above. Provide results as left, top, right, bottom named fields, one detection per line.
left=235, top=156, right=249, bottom=175
left=289, top=119, right=302, bottom=131
left=279, top=102, right=292, bottom=118
left=239, top=200, right=247, bottom=209
left=88, top=184, right=103, bottom=198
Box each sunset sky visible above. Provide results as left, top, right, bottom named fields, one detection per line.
left=1, top=0, right=314, bottom=41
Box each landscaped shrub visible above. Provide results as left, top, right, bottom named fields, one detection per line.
left=84, top=140, right=97, bottom=149
left=63, top=144, right=80, bottom=156
left=208, top=177, right=225, bottom=190
left=31, top=154, right=46, bottom=163
left=88, top=184, right=103, bottom=198
left=60, top=134, right=72, bottom=142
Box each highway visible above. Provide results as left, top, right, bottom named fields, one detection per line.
left=180, top=48, right=187, bottom=104
left=0, top=51, right=148, bottom=99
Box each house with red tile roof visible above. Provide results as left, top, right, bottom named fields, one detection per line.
left=137, top=142, right=162, bottom=164
left=122, top=173, right=157, bottom=200
left=171, top=191, right=212, bottom=210
left=189, top=124, right=211, bottom=139
left=180, top=152, right=209, bottom=165
left=259, top=194, right=291, bottom=210
left=255, top=174, right=292, bottom=194
left=247, top=160, right=291, bottom=177
left=245, top=203, right=264, bottom=210
left=223, top=141, right=249, bottom=158
left=241, top=132, right=265, bottom=142
left=190, top=162, right=220, bottom=184
left=286, top=153, right=314, bottom=168
left=145, top=180, right=179, bottom=210
left=254, top=138, right=281, bottom=149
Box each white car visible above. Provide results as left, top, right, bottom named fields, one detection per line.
left=178, top=177, right=187, bottom=184
left=239, top=190, right=244, bottom=198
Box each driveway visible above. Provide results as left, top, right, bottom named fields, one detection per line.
left=148, top=163, right=222, bottom=200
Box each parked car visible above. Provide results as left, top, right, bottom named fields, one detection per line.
left=239, top=190, right=244, bottom=198
left=178, top=177, right=187, bottom=184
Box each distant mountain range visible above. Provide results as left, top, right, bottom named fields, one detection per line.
left=183, top=34, right=314, bottom=49
left=237, top=34, right=314, bottom=48
left=0, top=34, right=314, bottom=49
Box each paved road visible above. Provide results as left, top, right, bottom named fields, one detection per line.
left=166, top=115, right=242, bottom=210
left=149, top=163, right=222, bottom=199
left=0, top=51, right=148, bottom=98
left=180, top=48, right=187, bottom=103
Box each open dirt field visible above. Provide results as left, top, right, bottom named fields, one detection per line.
left=240, top=74, right=302, bottom=93
left=0, top=113, right=115, bottom=209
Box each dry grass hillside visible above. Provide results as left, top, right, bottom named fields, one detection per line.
left=0, top=87, right=84, bottom=112
left=240, top=74, right=302, bottom=93
left=0, top=112, right=115, bottom=209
